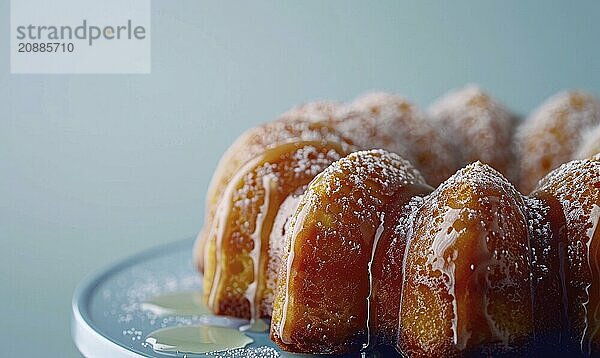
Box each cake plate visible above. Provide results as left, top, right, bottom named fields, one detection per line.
left=71, top=238, right=285, bottom=357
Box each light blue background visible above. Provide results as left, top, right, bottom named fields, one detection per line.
left=2, top=1, right=600, bottom=356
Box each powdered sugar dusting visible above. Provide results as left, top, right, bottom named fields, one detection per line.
left=518, top=90, right=600, bottom=192
left=334, top=92, right=459, bottom=186
left=523, top=196, right=553, bottom=282
left=534, top=156, right=600, bottom=231
left=213, top=346, right=280, bottom=357
left=395, top=195, right=425, bottom=241
left=318, top=149, right=425, bottom=199
left=428, top=85, right=517, bottom=180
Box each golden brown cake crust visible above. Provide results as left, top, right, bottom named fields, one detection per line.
left=270, top=150, right=428, bottom=354
left=398, top=162, right=534, bottom=357
left=531, top=154, right=600, bottom=354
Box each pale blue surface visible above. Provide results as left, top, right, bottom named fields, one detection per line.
left=2, top=1, right=600, bottom=356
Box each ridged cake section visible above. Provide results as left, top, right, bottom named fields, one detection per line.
left=398, top=162, right=534, bottom=356
left=271, top=150, right=429, bottom=354
left=531, top=154, right=600, bottom=355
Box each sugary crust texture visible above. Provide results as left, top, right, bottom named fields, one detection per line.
left=333, top=92, right=460, bottom=186
left=398, top=162, right=533, bottom=357
left=428, top=85, right=518, bottom=182
left=517, top=91, right=600, bottom=193
left=271, top=150, right=427, bottom=354
left=203, top=141, right=350, bottom=319
left=194, top=119, right=353, bottom=272
left=531, top=155, right=600, bottom=354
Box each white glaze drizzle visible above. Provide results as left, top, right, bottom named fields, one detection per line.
left=278, top=190, right=313, bottom=344
left=428, top=208, right=462, bottom=347
left=480, top=197, right=513, bottom=346
left=243, top=174, right=275, bottom=327
left=582, top=204, right=600, bottom=353
left=363, top=211, right=386, bottom=349
left=427, top=203, right=511, bottom=350
left=207, top=190, right=232, bottom=310
left=206, top=160, right=248, bottom=310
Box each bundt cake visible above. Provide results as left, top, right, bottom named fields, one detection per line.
left=195, top=87, right=600, bottom=356
left=428, top=85, right=518, bottom=181
left=517, top=90, right=600, bottom=193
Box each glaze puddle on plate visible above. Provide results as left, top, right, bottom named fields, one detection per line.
left=141, top=291, right=212, bottom=316
left=72, top=238, right=285, bottom=357
left=141, top=290, right=267, bottom=354
left=240, top=318, right=269, bottom=333
left=145, top=325, right=253, bottom=354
